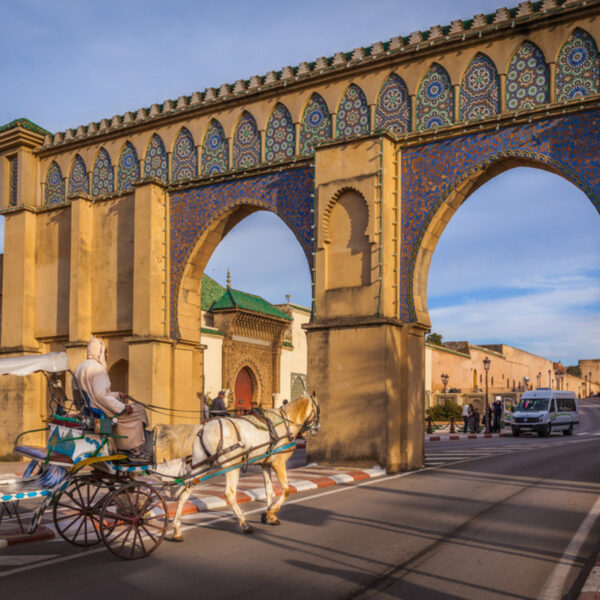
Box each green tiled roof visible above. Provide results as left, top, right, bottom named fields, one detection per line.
left=201, top=274, right=226, bottom=311
left=0, top=118, right=51, bottom=137
left=211, top=287, right=292, bottom=320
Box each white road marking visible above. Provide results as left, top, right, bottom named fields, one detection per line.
left=539, top=493, right=600, bottom=600
left=0, top=555, right=59, bottom=566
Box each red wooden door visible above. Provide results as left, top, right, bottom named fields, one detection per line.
left=234, top=367, right=254, bottom=412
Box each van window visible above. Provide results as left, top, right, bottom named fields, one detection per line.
left=516, top=398, right=549, bottom=412
left=557, top=397, right=576, bottom=411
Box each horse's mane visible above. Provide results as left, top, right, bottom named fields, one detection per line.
left=155, top=423, right=202, bottom=462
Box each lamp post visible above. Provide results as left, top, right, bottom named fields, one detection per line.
left=590, top=372, right=593, bottom=396
left=537, top=372, right=541, bottom=388
left=483, top=357, right=491, bottom=434
left=441, top=373, right=449, bottom=393
left=548, top=369, right=552, bottom=388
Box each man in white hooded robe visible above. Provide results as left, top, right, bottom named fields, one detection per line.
left=74, top=337, right=150, bottom=462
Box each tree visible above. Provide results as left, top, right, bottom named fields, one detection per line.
left=426, top=332, right=443, bottom=347
left=566, top=365, right=582, bottom=377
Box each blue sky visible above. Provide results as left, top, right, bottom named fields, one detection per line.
left=0, top=0, right=598, bottom=365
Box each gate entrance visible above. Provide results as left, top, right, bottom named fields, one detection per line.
left=234, top=367, right=254, bottom=413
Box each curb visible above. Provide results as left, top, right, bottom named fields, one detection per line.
left=579, top=557, right=600, bottom=599
left=426, top=432, right=513, bottom=441
left=0, top=525, right=54, bottom=547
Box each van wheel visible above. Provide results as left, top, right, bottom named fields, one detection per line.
left=538, top=423, right=551, bottom=437
left=563, top=424, right=573, bottom=436
left=512, top=426, right=520, bottom=437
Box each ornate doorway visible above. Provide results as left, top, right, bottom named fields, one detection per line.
left=234, top=367, right=254, bottom=413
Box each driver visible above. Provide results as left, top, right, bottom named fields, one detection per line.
left=74, top=337, right=150, bottom=464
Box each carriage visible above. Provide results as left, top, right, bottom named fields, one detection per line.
left=0, top=352, right=316, bottom=559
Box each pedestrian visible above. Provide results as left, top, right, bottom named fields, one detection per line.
left=468, top=404, right=476, bottom=433
left=493, top=400, right=502, bottom=432
left=462, top=402, right=470, bottom=433
left=210, top=390, right=228, bottom=417
left=484, top=405, right=493, bottom=433
left=473, top=407, right=481, bottom=433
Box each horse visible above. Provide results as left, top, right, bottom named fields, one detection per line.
left=154, top=393, right=320, bottom=540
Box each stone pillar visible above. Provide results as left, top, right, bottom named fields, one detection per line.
left=548, top=63, right=556, bottom=103
left=294, top=122, right=301, bottom=155
left=453, top=85, right=460, bottom=122
left=499, top=74, right=507, bottom=113
left=306, top=134, right=424, bottom=472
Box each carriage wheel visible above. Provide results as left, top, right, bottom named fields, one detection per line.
left=99, top=482, right=168, bottom=560
left=52, top=477, right=109, bottom=546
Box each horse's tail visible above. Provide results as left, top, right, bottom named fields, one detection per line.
left=155, top=423, right=203, bottom=462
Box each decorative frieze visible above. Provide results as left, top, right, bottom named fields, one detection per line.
left=281, top=66, right=294, bottom=79
left=351, top=47, right=365, bottom=61
left=494, top=7, right=511, bottom=22
left=370, top=41, right=384, bottom=56
left=429, top=25, right=444, bottom=40
left=449, top=19, right=464, bottom=34
left=389, top=36, right=403, bottom=50
left=517, top=1, right=534, bottom=17
left=297, top=62, right=311, bottom=75
left=408, top=31, right=423, bottom=45
left=472, top=14, right=487, bottom=28
left=149, top=104, right=161, bottom=117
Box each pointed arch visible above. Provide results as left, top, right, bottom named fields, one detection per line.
left=117, top=142, right=140, bottom=191
left=556, top=28, right=600, bottom=101
left=68, top=154, right=89, bottom=195
left=232, top=111, right=260, bottom=169
left=375, top=73, right=410, bottom=134
left=144, top=134, right=168, bottom=182
left=91, top=148, right=114, bottom=196
left=171, top=127, right=198, bottom=181
left=506, top=41, right=549, bottom=111
left=416, top=63, right=454, bottom=131
left=299, top=93, right=332, bottom=154
left=336, top=84, right=369, bottom=138
left=45, top=161, right=65, bottom=205
left=201, top=119, right=229, bottom=176
left=265, top=103, right=295, bottom=163
left=460, top=53, right=499, bottom=121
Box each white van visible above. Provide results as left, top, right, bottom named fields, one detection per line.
left=511, top=388, right=579, bottom=437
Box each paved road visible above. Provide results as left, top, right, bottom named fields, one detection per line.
left=2, top=399, right=600, bottom=599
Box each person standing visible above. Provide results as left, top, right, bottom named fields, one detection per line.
left=462, top=403, right=470, bottom=433
left=468, top=404, right=476, bottom=433
left=474, top=407, right=481, bottom=433
left=210, top=390, right=228, bottom=417
left=493, top=400, right=502, bottom=432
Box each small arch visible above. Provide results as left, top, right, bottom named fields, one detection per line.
left=234, top=366, right=255, bottom=412
left=91, top=148, right=114, bottom=196
left=171, top=127, right=198, bottom=181
left=291, top=373, right=307, bottom=400
left=336, top=84, right=369, bottom=138
left=416, top=63, right=454, bottom=131
left=375, top=73, right=410, bottom=134
left=45, top=161, right=65, bottom=205
left=117, top=141, right=140, bottom=191
left=299, top=93, right=332, bottom=154
left=232, top=111, right=260, bottom=169
left=201, top=119, right=229, bottom=176
left=460, top=53, right=500, bottom=121
left=555, top=28, right=600, bottom=101
left=506, top=41, right=549, bottom=111
left=144, top=134, right=168, bottom=182
left=68, top=154, right=89, bottom=195
left=323, top=185, right=370, bottom=244
left=265, top=103, right=295, bottom=163
left=108, top=359, right=129, bottom=394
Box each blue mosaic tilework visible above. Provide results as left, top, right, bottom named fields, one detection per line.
left=506, top=42, right=548, bottom=111
left=45, top=161, right=65, bottom=205
left=400, top=109, right=600, bottom=322
left=556, top=28, right=600, bottom=101
left=336, top=84, right=369, bottom=138
left=265, top=104, right=295, bottom=162
left=68, top=154, right=89, bottom=195
left=91, top=148, right=114, bottom=196
left=460, top=54, right=499, bottom=121
left=118, top=142, right=140, bottom=191
left=144, top=134, right=168, bottom=182
left=201, top=120, right=229, bottom=176
left=9, top=155, right=17, bottom=206
left=300, top=93, right=332, bottom=155
left=233, top=112, right=260, bottom=168
left=172, top=127, right=198, bottom=181
left=169, top=167, right=313, bottom=337
left=416, top=64, right=453, bottom=130
left=375, top=73, right=410, bottom=134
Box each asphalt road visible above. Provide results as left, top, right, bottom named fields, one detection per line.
left=2, top=399, right=600, bottom=600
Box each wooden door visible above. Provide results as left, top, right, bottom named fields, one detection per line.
left=235, top=367, right=254, bottom=413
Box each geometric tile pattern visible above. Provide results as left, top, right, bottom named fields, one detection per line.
left=400, top=109, right=600, bottom=322
left=171, top=127, right=198, bottom=181
left=300, top=93, right=332, bottom=154
left=460, top=54, right=499, bottom=121
left=169, top=167, right=314, bottom=337
left=117, top=142, right=140, bottom=191
left=556, top=28, right=600, bottom=101
left=9, top=155, right=17, bottom=206
left=201, top=119, right=229, bottom=176
left=265, top=103, right=295, bottom=162
left=375, top=74, right=410, bottom=134
left=91, top=148, right=114, bottom=196
left=144, top=134, right=168, bottom=182
left=68, top=154, right=89, bottom=195
left=416, top=63, right=454, bottom=130
left=45, top=161, right=65, bottom=206
left=233, top=111, right=261, bottom=169
left=336, top=84, right=370, bottom=138
left=506, top=41, right=549, bottom=111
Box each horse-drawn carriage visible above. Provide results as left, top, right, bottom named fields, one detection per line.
left=0, top=352, right=319, bottom=559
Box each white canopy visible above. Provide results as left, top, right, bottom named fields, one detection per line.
left=0, top=352, right=69, bottom=376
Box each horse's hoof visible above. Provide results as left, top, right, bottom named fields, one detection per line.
left=261, top=512, right=267, bottom=524
left=243, top=525, right=255, bottom=534
left=169, top=534, right=184, bottom=542
left=269, top=517, right=280, bottom=526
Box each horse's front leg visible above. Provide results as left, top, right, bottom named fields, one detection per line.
left=171, top=484, right=194, bottom=542
left=260, top=464, right=276, bottom=525
left=264, top=454, right=292, bottom=525
left=225, top=469, right=254, bottom=534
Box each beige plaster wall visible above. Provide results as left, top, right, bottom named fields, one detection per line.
left=202, top=330, right=224, bottom=400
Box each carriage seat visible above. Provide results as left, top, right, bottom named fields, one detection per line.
left=13, top=445, right=74, bottom=466
left=74, top=387, right=107, bottom=419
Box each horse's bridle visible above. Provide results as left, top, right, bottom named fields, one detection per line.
left=299, top=394, right=320, bottom=435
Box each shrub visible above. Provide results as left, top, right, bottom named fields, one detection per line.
left=426, top=399, right=462, bottom=421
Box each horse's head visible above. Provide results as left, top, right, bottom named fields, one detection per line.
left=301, top=392, right=320, bottom=435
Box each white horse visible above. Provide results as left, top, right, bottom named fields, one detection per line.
left=154, top=393, right=319, bottom=540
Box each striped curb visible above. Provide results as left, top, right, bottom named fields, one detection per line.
left=579, top=559, right=600, bottom=599
left=0, top=466, right=386, bottom=546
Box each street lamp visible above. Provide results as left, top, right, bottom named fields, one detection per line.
left=441, top=373, right=449, bottom=393
left=537, top=372, right=541, bottom=388
left=548, top=369, right=552, bottom=387
left=483, top=357, right=491, bottom=434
